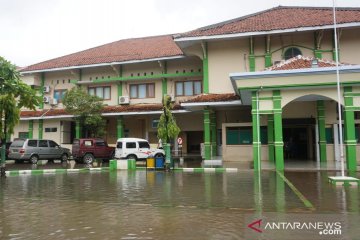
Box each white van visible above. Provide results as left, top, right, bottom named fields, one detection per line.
left=115, top=138, right=165, bottom=160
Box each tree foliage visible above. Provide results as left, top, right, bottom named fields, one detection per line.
left=63, top=87, right=106, bottom=137
left=157, top=95, right=180, bottom=143
left=0, top=56, right=41, bottom=140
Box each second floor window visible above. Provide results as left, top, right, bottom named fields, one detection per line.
left=54, top=89, right=67, bottom=103
left=88, top=86, right=111, bottom=100
left=176, top=80, right=202, bottom=96
left=130, top=83, right=155, bottom=99
left=284, top=47, right=302, bottom=60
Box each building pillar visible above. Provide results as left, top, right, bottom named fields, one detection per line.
left=117, top=65, right=123, bottom=103
left=210, top=111, right=217, bottom=157
left=39, top=73, right=45, bottom=109
left=38, top=119, right=43, bottom=140
left=344, top=87, right=357, bottom=171
left=162, top=61, right=168, bottom=96
left=264, top=35, right=272, bottom=68
left=267, top=115, right=275, bottom=163
left=202, top=43, right=209, bottom=94
left=117, top=116, right=124, bottom=139
left=332, top=29, right=340, bottom=61
left=249, top=37, right=255, bottom=72
left=75, top=119, right=81, bottom=139
left=314, top=31, right=323, bottom=59
left=252, top=91, right=261, bottom=171
left=317, top=100, right=327, bottom=163
left=204, top=108, right=211, bottom=160
left=273, top=90, right=284, bottom=171
left=28, top=120, right=34, bottom=139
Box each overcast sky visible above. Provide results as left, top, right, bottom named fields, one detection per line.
left=1, top=0, right=359, bottom=67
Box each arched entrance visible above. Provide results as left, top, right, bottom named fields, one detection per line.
left=282, top=94, right=337, bottom=164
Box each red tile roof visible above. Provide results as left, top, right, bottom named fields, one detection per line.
left=266, top=55, right=350, bottom=71
left=181, top=93, right=240, bottom=103
left=175, top=6, right=360, bottom=39
left=21, top=35, right=184, bottom=72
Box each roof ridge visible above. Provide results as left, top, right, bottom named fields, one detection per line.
left=266, top=55, right=351, bottom=71
left=175, top=6, right=360, bottom=39
left=176, top=6, right=281, bottom=37
left=22, top=34, right=182, bottom=72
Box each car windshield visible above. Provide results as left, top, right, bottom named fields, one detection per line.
left=11, top=139, right=25, bottom=147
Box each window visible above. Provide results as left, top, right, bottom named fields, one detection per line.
left=45, top=128, right=57, bottom=132
left=88, top=86, right=111, bottom=100
left=130, top=83, right=155, bottom=98
left=139, top=141, right=150, bottom=149
left=54, top=89, right=67, bottom=103
left=95, top=140, right=106, bottom=146
left=39, top=140, right=48, bottom=147
left=49, top=141, right=58, bottom=148
left=116, top=142, right=123, bottom=149
left=175, top=81, right=202, bottom=96
left=27, top=140, right=37, bottom=147
left=126, top=142, right=136, bottom=148
left=18, top=132, right=29, bottom=138
left=84, top=140, right=93, bottom=146
left=326, top=127, right=334, bottom=144
left=284, top=47, right=302, bottom=60
left=226, top=127, right=267, bottom=145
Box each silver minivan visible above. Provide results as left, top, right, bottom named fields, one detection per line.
left=8, top=139, right=71, bottom=164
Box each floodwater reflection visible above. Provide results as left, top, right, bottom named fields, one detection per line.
left=0, top=170, right=359, bottom=239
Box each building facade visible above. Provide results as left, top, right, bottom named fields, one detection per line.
left=15, top=6, right=360, bottom=170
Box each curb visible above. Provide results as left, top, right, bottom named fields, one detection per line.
left=4, top=167, right=238, bottom=176
left=5, top=167, right=109, bottom=176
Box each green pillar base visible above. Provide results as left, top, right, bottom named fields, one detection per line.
left=204, top=143, right=211, bottom=160
left=328, top=176, right=359, bottom=186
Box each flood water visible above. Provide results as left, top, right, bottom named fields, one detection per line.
left=0, top=169, right=359, bottom=239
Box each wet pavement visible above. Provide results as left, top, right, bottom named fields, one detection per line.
left=0, top=159, right=359, bottom=239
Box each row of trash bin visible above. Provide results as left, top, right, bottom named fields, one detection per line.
left=146, top=156, right=165, bottom=169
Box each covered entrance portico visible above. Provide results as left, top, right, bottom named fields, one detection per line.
left=230, top=64, right=360, bottom=172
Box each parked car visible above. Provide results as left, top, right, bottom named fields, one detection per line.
left=8, top=139, right=71, bottom=164
left=72, top=138, right=115, bottom=164
left=115, top=138, right=165, bottom=160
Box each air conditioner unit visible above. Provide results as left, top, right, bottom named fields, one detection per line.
left=50, top=98, right=58, bottom=105
left=43, top=86, right=50, bottom=93
left=118, top=96, right=130, bottom=104
left=43, top=96, right=50, bottom=103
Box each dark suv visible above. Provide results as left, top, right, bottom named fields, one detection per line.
left=72, top=138, right=115, bottom=164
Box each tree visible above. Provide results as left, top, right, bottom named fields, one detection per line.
left=0, top=56, right=41, bottom=176
left=63, top=87, right=106, bottom=137
left=157, top=95, right=180, bottom=167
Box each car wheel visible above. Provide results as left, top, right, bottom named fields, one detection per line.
left=83, top=153, right=95, bottom=164
left=61, top=154, right=68, bottom=162
left=127, top=154, right=137, bottom=161
left=30, top=155, right=39, bottom=164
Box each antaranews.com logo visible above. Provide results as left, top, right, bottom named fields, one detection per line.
left=247, top=218, right=342, bottom=236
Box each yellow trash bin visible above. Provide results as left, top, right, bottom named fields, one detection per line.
left=146, top=157, right=155, bottom=168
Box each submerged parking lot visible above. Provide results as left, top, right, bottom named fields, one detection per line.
left=0, top=163, right=359, bottom=239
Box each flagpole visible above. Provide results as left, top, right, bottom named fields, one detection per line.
left=332, top=0, right=345, bottom=177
